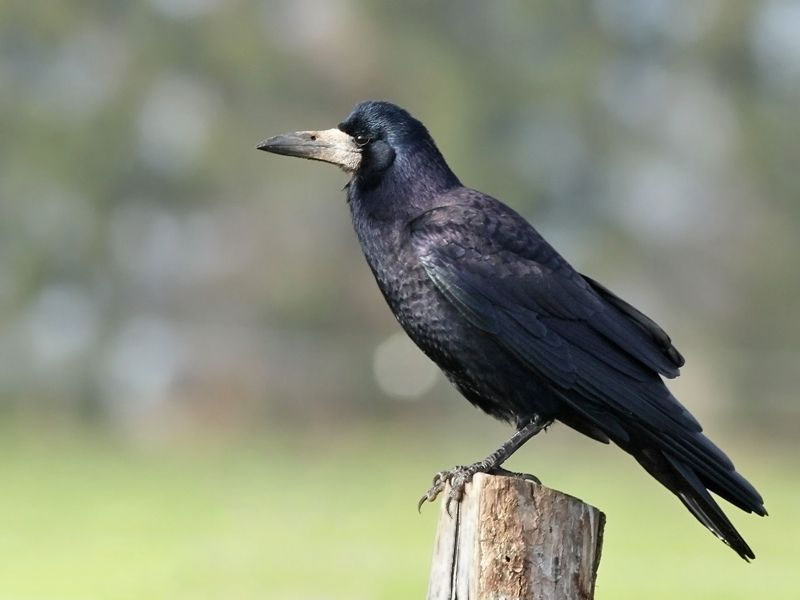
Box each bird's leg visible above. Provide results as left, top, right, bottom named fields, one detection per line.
left=418, top=416, right=549, bottom=515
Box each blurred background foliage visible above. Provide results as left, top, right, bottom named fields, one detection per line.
left=0, top=0, right=798, bottom=598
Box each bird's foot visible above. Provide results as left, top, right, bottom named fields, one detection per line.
left=417, top=464, right=480, bottom=516
left=417, top=464, right=542, bottom=516
left=418, top=419, right=548, bottom=516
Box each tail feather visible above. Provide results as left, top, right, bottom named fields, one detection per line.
left=652, top=429, right=766, bottom=516
left=663, top=452, right=756, bottom=561
left=633, top=447, right=760, bottom=561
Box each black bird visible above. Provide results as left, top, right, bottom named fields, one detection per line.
left=258, top=101, right=766, bottom=560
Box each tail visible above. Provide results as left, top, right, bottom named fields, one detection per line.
left=632, top=435, right=767, bottom=561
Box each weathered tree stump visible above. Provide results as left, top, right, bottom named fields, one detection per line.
left=427, top=473, right=605, bottom=600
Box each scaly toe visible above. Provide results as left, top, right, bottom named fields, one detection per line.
left=443, top=471, right=471, bottom=516
left=417, top=484, right=443, bottom=512
left=418, top=466, right=467, bottom=513
left=418, top=474, right=450, bottom=512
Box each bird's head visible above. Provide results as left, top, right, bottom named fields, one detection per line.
left=258, top=101, right=457, bottom=191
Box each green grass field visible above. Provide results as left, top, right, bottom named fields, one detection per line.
left=0, top=422, right=796, bottom=599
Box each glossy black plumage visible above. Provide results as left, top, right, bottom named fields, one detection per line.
left=266, top=101, right=766, bottom=560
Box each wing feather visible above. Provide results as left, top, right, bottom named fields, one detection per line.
left=412, top=202, right=692, bottom=436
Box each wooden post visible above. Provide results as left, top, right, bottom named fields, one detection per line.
left=427, top=473, right=605, bottom=600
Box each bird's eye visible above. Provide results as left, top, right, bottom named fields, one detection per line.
left=354, top=133, right=372, bottom=147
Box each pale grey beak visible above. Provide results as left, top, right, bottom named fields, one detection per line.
left=257, top=128, right=362, bottom=172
